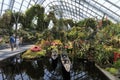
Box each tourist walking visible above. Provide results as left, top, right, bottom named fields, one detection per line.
left=10, top=34, right=15, bottom=51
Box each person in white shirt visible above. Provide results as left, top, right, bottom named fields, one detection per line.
left=16, top=36, right=20, bottom=49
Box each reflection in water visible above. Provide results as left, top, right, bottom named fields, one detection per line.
left=24, top=60, right=44, bottom=79
left=0, top=55, right=109, bottom=80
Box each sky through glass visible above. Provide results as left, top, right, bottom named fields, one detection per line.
left=0, top=0, right=120, bottom=23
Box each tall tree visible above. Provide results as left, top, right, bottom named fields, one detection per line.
left=0, top=10, right=13, bottom=35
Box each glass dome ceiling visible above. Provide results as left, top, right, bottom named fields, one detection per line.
left=0, top=0, right=120, bottom=23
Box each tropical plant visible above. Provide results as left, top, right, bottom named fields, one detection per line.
left=64, top=19, right=74, bottom=28
left=0, top=10, right=13, bottom=35
left=67, top=27, right=78, bottom=41
left=46, top=11, right=57, bottom=25
left=25, top=4, right=45, bottom=31
left=22, top=48, right=46, bottom=59
left=113, top=59, right=120, bottom=69
left=95, top=44, right=113, bottom=66
left=84, top=18, right=97, bottom=30
left=76, top=19, right=86, bottom=27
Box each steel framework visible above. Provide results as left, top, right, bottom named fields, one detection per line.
left=0, top=0, right=120, bottom=22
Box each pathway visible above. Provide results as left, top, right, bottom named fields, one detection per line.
left=0, top=45, right=34, bottom=61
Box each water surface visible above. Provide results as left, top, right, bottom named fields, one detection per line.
left=0, top=55, right=109, bottom=80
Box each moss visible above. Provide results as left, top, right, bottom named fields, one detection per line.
left=22, top=49, right=46, bottom=59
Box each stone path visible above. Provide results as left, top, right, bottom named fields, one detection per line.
left=0, top=45, right=34, bottom=61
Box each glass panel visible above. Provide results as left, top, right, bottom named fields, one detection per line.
left=22, top=0, right=29, bottom=8
left=12, top=2, right=20, bottom=11
left=0, top=0, right=120, bottom=22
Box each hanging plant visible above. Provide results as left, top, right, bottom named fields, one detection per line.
left=0, top=10, right=13, bottom=35
left=25, top=4, right=45, bottom=31
left=46, top=11, right=57, bottom=25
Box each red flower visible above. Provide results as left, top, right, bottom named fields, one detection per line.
left=51, top=42, right=58, bottom=46
left=113, top=52, right=120, bottom=62
left=30, top=46, right=41, bottom=52
left=64, top=46, right=68, bottom=48
left=45, top=41, right=50, bottom=45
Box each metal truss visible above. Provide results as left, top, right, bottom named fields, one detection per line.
left=44, top=1, right=102, bottom=21
left=0, top=0, right=120, bottom=22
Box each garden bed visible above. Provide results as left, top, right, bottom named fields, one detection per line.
left=95, top=64, right=120, bottom=80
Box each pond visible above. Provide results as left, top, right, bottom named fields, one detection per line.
left=0, top=54, right=110, bottom=80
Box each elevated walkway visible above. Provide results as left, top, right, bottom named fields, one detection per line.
left=0, top=45, right=33, bottom=61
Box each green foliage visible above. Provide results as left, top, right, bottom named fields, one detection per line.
left=35, top=32, right=43, bottom=41
left=102, top=19, right=113, bottom=27
left=94, top=44, right=113, bottom=66
left=76, top=42, right=90, bottom=58
left=105, top=67, right=118, bottom=75
left=67, top=27, right=88, bottom=40
left=11, top=12, right=26, bottom=29
left=59, top=30, right=67, bottom=42
left=57, top=18, right=66, bottom=31
left=76, top=19, right=86, bottom=27
left=18, top=29, right=38, bottom=43
left=113, top=59, right=120, bottom=69
left=64, top=19, right=74, bottom=28
left=51, top=26, right=58, bottom=39
left=0, top=9, right=13, bottom=35
left=67, top=27, right=78, bottom=41
left=42, top=29, right=53, bottom=40
left=25, top=4, right=45, bottom=31
left=22, top=49, right=46, bottom=59
left=0, top=35, right=9, bottom=44
left=85, top=18, right=97, bottom=30
left=96, top=24, right=120, bottom=49
left=46, top=11, right=57, bottom=25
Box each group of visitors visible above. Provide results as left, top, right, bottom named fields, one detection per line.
left=10, top=34, right=22, bottom=51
